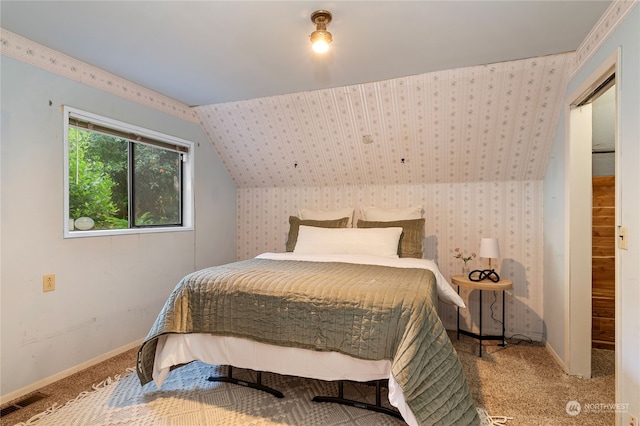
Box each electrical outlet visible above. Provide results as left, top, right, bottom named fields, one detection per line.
left=630, top=414, right=638, bottom=426
left=619, top=226, right=628, bottom=250
left=43, top=274, right=55, bottom=292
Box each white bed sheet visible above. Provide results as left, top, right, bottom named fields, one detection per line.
left=154, top=334, right=418, bottom=426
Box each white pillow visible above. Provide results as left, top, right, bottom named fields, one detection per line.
left=299, top=207, right=354, bottom=227
left=361, top=206, right=423, bottom=221
left=294, top=226, right=403, bottom=258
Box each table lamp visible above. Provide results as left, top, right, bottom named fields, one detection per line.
left=475, top=237, right=501, bottom=281
left=479, top=238, right=501, bottom=270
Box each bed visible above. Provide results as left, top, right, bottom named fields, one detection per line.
left=136, top=218, right=479, bottom=425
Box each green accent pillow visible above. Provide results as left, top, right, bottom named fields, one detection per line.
left=286, top=216, right=350, bottom=252
left=357, top=218, right=425, bottom=259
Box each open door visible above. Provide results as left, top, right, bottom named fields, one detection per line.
left=567, top=102, right=593, bottom=378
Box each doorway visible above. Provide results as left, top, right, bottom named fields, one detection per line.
left=591, top=85, right=616, bottom=352
left=566, top=50, right=619, bottom=379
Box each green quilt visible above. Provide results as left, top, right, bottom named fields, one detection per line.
left=137, top=258, right=478, bottom=425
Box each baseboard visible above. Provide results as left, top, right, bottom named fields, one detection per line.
left=544, top=339, right=569, bottom=374
left=0, top=338, right=143, bottom=405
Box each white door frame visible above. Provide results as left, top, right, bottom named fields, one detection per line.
left=565, top=48, right=619, bottom=379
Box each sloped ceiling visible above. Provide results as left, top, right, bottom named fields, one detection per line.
left=196, top=53, right=573, bottom=187
left=0, top=1, right=610, bottom=106
left=1, top=1, right=617, bottom=188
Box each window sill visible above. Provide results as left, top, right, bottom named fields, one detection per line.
left=64, top=225, right=194, bottom=239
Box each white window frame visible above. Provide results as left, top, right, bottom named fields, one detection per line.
left=63, top=106, right=194, bottom=238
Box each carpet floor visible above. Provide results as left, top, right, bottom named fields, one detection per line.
left=1, top=332, right=615, bottom=425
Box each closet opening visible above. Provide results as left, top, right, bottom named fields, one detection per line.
left=566, top=49, right=619, bottom=383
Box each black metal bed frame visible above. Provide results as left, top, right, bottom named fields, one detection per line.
left=209, top=366, right=402, bottom=420
left=207, top=365, right=284, bottom=398
left=312, top=379, right=403, bottom=419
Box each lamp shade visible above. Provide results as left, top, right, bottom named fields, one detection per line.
left=479, top=238, right=501, bottom=259
left=310, top=31, right=332, bottom=53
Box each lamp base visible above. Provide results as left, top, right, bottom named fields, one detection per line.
left=468, top=269, right=500, bottom=282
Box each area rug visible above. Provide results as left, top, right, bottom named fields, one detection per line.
left=15, top=361, right=507, bottom=425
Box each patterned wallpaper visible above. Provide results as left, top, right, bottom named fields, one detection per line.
left=238, top=181, right=543, bottom=338
left=196, top=53, right=572, bottom=188
left=572, top=0, right=638, bottom=76
left=202, top=53, right=561, bottom=341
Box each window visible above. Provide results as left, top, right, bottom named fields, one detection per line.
left=64, top=106, right=193, bottom=238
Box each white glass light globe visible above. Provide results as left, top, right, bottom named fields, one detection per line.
left=312, top=40, right=330, bottom=54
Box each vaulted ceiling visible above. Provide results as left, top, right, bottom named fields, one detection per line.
left=195, top=53, right=573, bottom=187
left=1, top=1, right=613, bottom=188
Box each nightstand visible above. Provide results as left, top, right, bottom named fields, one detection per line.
left=452, top=274, right=513, bottom=357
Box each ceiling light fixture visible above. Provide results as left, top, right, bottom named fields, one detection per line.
left=310, top=10, right=332, bottom=54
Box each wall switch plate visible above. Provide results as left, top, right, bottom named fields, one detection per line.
left=618, top=226, right=628, bottom=250
left=43, top=274, right=55, bottom=292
